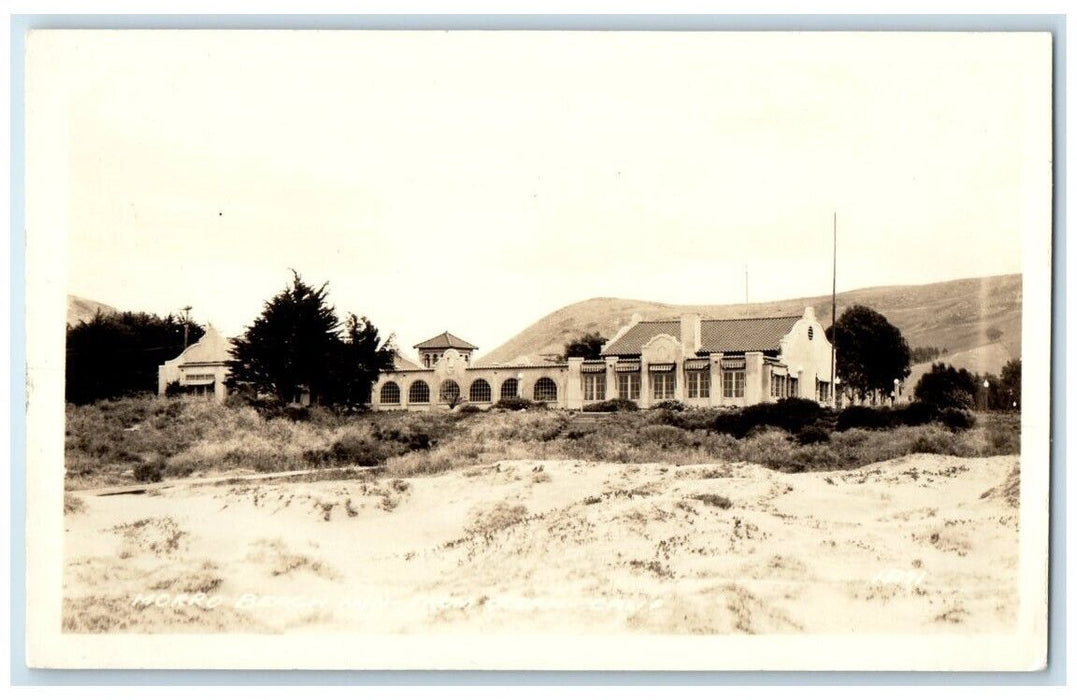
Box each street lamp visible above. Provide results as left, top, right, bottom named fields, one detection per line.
left=983, top=378, right=990, bottom=411
left=893, top=378, right=900, bottom=404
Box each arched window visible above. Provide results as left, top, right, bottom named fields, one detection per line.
left=380, top=381, right=400, bottom=404
left=439, top=379, right=461, bottom=403
left=534, top=377, right=558, bottom=402
left=469, top=379, right=492, bottom=403
left=409, top=380, right=430, bottom=404
left=500, top=378, right=519, bottom=401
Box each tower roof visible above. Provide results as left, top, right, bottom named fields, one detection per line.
left=413, top=331, right=478, bottom=351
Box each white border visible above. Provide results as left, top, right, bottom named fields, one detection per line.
left=21, top=27, right=1053, bottom=672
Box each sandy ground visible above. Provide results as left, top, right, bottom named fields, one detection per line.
left=63, top=454, right=1019, bottom=635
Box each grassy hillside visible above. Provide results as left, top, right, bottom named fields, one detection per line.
left=67, top=295, right=117, bottom=327
left=477, top=275, right=1022, bottom=374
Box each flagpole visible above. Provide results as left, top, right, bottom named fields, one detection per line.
left=831, top=212, right=838, bottom=408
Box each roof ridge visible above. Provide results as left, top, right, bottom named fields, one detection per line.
left=703, top=314, right=802, bottom=322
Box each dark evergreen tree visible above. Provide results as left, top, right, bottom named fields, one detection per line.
left=562, top=332, right=608, bottom=361
left=825, top=305, right=911, bottom=401
left=227, top=272, right=393, bottom=407
left=324, top=314, right=395, bottom=407
left=65, top=311, right=204, bottom=404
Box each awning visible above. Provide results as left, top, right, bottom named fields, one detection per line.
left=770, top=365, right=788, bottom=377
left=580, top=363, right=606, bottom=374
left=648, top=363, right=675, bottom=372
left=720, top=358, right=746, bottom=370
left=683, top=358, right=710, bottom=371
left=182, top=376, right=215, bottom=386
left=614, top=361, right=641, bottom=373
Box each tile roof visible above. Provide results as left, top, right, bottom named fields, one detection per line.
left=601, top=320, right=680, bottom=357
left=601, top=316, right=800, bottom=356
left=699, top=316, right=801, bottom=353
left=414, top=331, right=478, bottom=351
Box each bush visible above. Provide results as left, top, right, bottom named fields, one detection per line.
left=650, top=400, right=686, bottom=412
left=915, top=363, right=977, bottom=410
left=456, top=404, right=483, bottom=415
left=372, top=424, right=436, bottom=451
left=795, top=424, right=831, bottom=445
left=582, top=398, right=639, bottom=413
left=492, top=397, right=542, bottom=411
left=938, top=407, right=976, bottom=432
left=690, top=493, right=732, bottom=509
left=329, top=434, right=392, bottom=466
left=895, top=401, right=938, bottom=427
left=836, top=405, right=892, bottom=431
left=133, top=458, right=164, bottom=483
left=711, top=397, right=827, bottom=438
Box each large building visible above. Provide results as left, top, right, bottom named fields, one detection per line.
left=371, top=307, right=835, bottom=411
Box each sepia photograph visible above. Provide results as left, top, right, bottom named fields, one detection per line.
left=23, top=27, right=1052, bottom=671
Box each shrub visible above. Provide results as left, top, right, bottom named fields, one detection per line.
left=329, top=434, right=392, bottom=466
left=582, top=398, right=639, bottom=413
left=652, top=407, right=722, bottom=431
left=938, top=407, right=976, bottom=432
left=895, top=401, right=938, bottom=427
left=711, top=398, right=827, bottom=438
left=650, top=400, right=686, bottom=412
left=795, top=424, right=831, bottom=445
left=690, top=493, right=732, bottom=509
left=836, top=405, right=891, bottom=431
left=915, top=363, right=977, bottom=410
left=633, top=424, right=693, bottom=449
left=133, top=458, right=164, bottom=483
left=466, top=502, right=529, bottom=536
left=492, top=397, right=541, bottom=411
left=456, top=404, right=483, bottom=415
left=64, top=493, right=86, bottom=515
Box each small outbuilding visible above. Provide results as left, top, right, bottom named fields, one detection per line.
left=157, top=325, right=233, bottom=401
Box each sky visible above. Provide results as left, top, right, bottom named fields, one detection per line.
left=39, top=30, right=1050, bottom=358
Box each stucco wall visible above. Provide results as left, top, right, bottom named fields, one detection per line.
left=778, top=307, right=835, bottom=401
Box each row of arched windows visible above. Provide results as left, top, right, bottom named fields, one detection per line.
left=379, top=377, right=558, bottom=405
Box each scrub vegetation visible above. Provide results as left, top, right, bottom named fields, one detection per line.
left=65, top=395, right=1020, bottom=491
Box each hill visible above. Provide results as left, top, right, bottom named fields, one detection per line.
left=477, top=274, right=1022, bottom=376
left=67, top=295, right=117, bottom=327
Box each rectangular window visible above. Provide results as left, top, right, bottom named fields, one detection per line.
left=582, top=373, right=606, bottom=401
left=771, top=372, right=786, bottom=398
left=617, top=373, right=640, bottom=401
left=723, top=370, right=745, bottom=398
left=788, top=377, right=798, bottom=398
left=687, top=371, right=710, bottom=399
left=651, top=372, right=675, bottom=401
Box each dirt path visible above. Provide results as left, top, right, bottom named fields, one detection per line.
left=77, top=465, right=384, bottom=497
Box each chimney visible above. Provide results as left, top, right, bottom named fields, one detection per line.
left=680, top=313, right=701, bottom=354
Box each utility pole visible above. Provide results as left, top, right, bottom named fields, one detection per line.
left=744, top=265, right=749, bottom=317
left=181, top=305, right=192, bottom=349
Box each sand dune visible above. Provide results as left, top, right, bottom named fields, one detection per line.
left=63, top=454, right=1019, bottom=635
